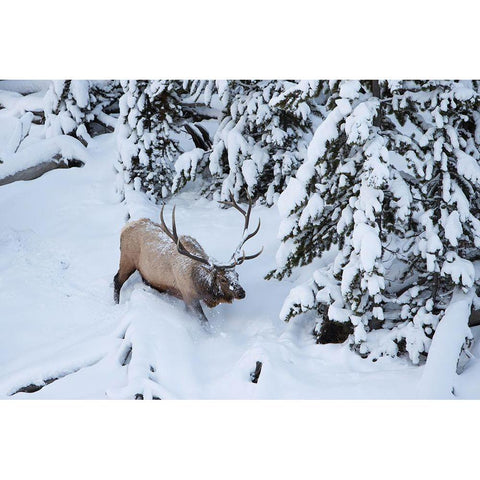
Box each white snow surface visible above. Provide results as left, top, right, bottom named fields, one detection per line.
left=0, top=134, right=479, bottom=399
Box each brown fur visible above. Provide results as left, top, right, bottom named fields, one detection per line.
left=114, top=218, right=246, bottom=322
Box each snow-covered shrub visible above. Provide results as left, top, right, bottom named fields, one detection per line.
left=272, top=80, right=480, bottom=364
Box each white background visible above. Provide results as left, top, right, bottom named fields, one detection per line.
left=1, top=1, right=478, bottom=478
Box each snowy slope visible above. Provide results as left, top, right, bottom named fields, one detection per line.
left=0, top=133, right=479, bottom=399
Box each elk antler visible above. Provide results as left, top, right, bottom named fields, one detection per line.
left=160, top=205, right=211, bottom=266
left=217, top=190, right=263, bottom=268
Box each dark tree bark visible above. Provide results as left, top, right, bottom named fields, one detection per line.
left=371, top=80, right=382, bottom=128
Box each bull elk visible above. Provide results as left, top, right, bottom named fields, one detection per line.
left=113, top=192, right=263, bottom=322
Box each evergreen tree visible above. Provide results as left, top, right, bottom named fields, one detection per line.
left=272, top=80, right=480, bottom=364
left=116, top=80, right=186, bottom=201
left=44, top=80, right=93, bottom=145
left=378, top=80, right=480, bottom=363
left=88, top=80, right=123, bottom=132
left=90, top=80, right=122, bottom=114
left=176, top=80, right=323, bottom=205
left=44, top=80, right=123, bottom=142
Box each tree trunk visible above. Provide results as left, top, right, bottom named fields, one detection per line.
left=371, top=80, right=382, bottom=128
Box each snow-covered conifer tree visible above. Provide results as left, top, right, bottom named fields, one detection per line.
left=116, top=80, right=186, bottom=201
left=273, top=80, right=480, bottom=364
left=89, top=80, right=122, bottom=113
left=44, top=80, right=93, bottom=145
left=177, top=80, right=323, bottom=205
left=88, top=80, right=123, bottom=132
left=379, top=80, right=480, bottom=363
left=272, top=80, right=391, bottom=356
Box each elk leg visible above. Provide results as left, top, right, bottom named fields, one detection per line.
left=187, top=299, right=208, bottom=323
left=114, top=259, right=136, bottom=304
left=113, top=272, right=122, bottom=303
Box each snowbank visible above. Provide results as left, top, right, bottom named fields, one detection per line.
left=418, top=288, right=473, bottom=399
left=0, top=132, right=478, bottom=399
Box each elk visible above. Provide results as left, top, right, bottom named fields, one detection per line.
left=113, top=192, right=263, bottom=322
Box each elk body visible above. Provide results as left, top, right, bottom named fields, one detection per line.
left=114, top=194, right=263, bottom=322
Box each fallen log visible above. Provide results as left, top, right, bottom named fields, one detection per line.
left=12, top=377, right=58, bottom=394
left=250, top=361, right=263, bottom=384
left=0, top=156, right=84, bottom=187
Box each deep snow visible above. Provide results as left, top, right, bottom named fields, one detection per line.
left=0, top=133, right=479, bottom=399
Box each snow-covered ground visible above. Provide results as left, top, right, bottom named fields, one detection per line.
left=1, top=133, right=479, bottom=399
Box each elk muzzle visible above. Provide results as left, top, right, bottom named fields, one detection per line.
left=233, top=285, right=246, bottom=299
